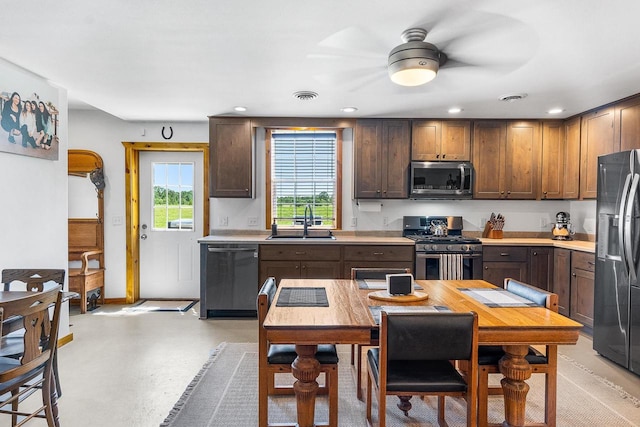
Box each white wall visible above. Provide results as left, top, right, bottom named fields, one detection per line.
left=0, top=59, right=70, bottom=338
left=69, top=110, right=597, bottom=299
left=68, top=109, right=209, bottom=299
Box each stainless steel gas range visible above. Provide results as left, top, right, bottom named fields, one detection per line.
left=403, top=216, right=483, bottom=280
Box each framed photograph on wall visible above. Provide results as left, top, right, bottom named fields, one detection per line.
left=0, top=60, right=60, bottom=160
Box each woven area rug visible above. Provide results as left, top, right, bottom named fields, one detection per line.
left=127, top=299, right=198, bottom=312
left=161, top=342, right=639, bottom=427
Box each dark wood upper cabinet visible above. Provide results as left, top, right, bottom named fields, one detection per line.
left=354, top=119, right=410, bottom=199
left=411, top=120, right=471, bottom=161
left=472, top=120, right=506, bottom=199
left=540, top=121, right=564, bottom=199
left=615, top=96, right=640, bottom=152
left=580, top=107, right=615, bottom=199
left=209, top=118, right=253, bottom=198
left=563, top=117, right=581, bottom=199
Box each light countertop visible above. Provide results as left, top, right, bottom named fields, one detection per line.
left=480, top=237, right=595, bottom=253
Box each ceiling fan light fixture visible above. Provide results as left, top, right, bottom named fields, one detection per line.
left=388, top=28, right=443, bottom=87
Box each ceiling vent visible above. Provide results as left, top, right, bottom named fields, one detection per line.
left=293, top=91, right=319, bottom=101
left=499, top=93, right=528, bottom=102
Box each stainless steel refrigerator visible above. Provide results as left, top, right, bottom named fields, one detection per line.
left=595, top=150, right=640, bottom=374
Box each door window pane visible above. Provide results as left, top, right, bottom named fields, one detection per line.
left=152, top=162, right=194, bottom=230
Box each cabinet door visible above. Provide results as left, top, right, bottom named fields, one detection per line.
left=411, top=120, right=441, bottom=160
left=540, top=121, right=564, bottom=199
left=553, top=248, right=571, bottom=316
left=301, top=261, right=343, bottom=279
left=571, top=267, right=595, bottom=328
left=259, top=261, right=300, bottom=285
left=529, top=247, right=554, bottom=291
left=580, top=107, right=615, bottom=199
left=615, top=95, right=640, bottom=152
left=482, top=261, right=528, bottom=287
left=472, top=121, right=506, bottom=199
left=504, top=121, right=540, bottom=199
left=209, top=118, right=253, bottom=198
left=381, top=120, right=410, bottom=198
left=441, top=120, right=471, bottom=160
left=354, top=119, right=383, bottom=198
left=563, top=117, right=581, bottom=199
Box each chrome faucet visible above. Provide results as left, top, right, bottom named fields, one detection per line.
left=303, top=204, right=314, bottom=236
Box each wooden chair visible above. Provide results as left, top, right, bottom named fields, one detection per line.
left=257, top=277, right=339, bottom=427
left=366, top=310, right=478, bottom=427
left=1, top=269, right=67, bottom=399
left=350, top=267, right=411, bottom=400
left=0, top=285, right=63, bottom=427
left=476, top=278, right=559, bottom=427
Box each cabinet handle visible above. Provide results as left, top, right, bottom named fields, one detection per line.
left=301, top=265, right=306, bottom=270
left=588, top=261, right=595, bottom=265
left=500, top=253, right=509, bottom=256
left=533, top=251, right=538, bottom=256
left=245, top=188, right=249, bottom=192
left=295, top=251, right=306, bottom=255
left=373, top=252, right=384, bottom=255
left=377, top=190, right=381, bottom=193
left=484, top=266, right=488, bottom=270
left=572, top=273, right=576, bottom=277
left=442, top=154, right=446, bottom=159
left=296, top=265, right=299, bottom=269
left=436, top=154, right=440, bottom=158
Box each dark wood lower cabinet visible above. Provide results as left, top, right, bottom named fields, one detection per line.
left=553, top=248, right=571, bottom=316
left=482, top=246, right=528, bottom=286
left=570, top=251, right=595, bottom=328
left=529, top=246, right=554, bottom=290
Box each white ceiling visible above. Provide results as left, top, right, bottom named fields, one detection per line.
left=3, top=0, right=640, bottom=122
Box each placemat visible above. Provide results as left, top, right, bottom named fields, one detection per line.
left=369, top=305, right=451, bottom=324
left=275, top=287, right=329, bottom=307
left=357, top=279, right=423, bottom=290
left=458, top=287, right=539, bottom=307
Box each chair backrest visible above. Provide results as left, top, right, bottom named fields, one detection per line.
left=257, top=277, right=277, bottom=327
left=2, top=269, right=65, bottom=292
left=0, top=285, right=62, bottom=371
left=504, top=278, right=558, bottom=312
left=351, top=267, right=411, bottom=280
left=383, top=311, right=478, bottom=362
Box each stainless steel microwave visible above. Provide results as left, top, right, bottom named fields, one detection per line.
left=410, top=161, right=473, bottom=199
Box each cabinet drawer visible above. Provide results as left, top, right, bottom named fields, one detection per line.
left=259, top=245, right=341, bottom=261
left=343, top=245, right=414, bottom=261
left=572, top=250, right=595, bottom=272
left=482, top=246, right=528, bottom=262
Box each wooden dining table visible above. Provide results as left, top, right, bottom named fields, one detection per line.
left=262, top=278, right=583, bottom=427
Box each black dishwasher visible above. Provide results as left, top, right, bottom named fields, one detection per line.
left=199, top=243, right=259, bottom=318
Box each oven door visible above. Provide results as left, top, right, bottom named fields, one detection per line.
left=416, top=252, right=483, bottom=280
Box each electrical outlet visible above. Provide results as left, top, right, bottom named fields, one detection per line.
left=350, top=217, right=357, bottom=227
left=383, top=216, right=389, bottom=227
left=247, top=217, right=258, bottom=226
left=480, top=217, right=487, bottom=227
left=218, top=216, right=228, bottom=227
left=540, top=218, right=548, bottom=229
left=112, top=215, right=123, bottom=226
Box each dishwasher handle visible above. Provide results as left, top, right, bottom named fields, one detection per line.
left=207, top=247, right=257, bottom=253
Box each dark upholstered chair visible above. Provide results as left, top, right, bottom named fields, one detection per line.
left=1, top=269, right=67, bottom=399
left=350, top=267, right=411, bottom=400
left=476, top=278, right=559, bottom=427
left=366, top=311, right=478, bottom=427
left=257, top=277, right=339, bottom=427
left=0, top=285, right=63, bottom=426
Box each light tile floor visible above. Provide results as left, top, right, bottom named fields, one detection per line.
left=48, top=303, right=639, bottom=427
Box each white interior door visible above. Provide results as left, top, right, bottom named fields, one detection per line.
left=139, top=151, right=203, bottom=298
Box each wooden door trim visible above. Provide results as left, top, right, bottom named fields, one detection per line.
left=122, top=142, right=209, bottom=304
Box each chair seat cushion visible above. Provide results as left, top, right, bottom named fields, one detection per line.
left=367, top=348, right=467, bottom=393
left=0, top=357, right=45, bottom=394
left=267, top=344, right=339, bottom=365
left=478, top=345, right=547, bottom=365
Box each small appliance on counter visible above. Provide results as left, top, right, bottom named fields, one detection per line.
left=552, top=211, right=573, bottom=240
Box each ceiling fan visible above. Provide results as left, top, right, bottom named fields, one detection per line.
left=309, top=9, right=536, bottom=92
left=387, top=27, right=447, bottom=86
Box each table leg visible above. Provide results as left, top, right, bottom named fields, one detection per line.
left=292, top=344, right=320, bottom=427
left=499, top=345, right=532, bottom=427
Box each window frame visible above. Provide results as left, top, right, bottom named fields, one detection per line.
left=265, top=128, right=342, bottom=230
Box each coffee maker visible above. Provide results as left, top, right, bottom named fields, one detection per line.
left=552, top=211, right=573, bottom=240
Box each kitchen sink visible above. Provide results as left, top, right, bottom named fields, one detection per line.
left=265, top=231, right=336, bottom=240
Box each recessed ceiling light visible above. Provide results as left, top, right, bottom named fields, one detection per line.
left=341, top=107, right=358, bottom=113
left=233, top=106, right=247, bottom=112
left=448, top=107, right=462, bottom=114
left=547, top=108, right=564, bottom=114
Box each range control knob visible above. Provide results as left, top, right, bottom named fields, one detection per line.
left=462, top=245, right=470, bottom=251
left=432, top=244, right=438, bottom=251
left=447, top=245, right=452, bottom=251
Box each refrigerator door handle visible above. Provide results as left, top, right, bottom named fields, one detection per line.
left=619, top=173, right=633, bottom=278
left=624, top=173, right=640, bottom=281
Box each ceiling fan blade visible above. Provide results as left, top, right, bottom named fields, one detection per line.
left=313, top=66, right=387, bottom=91
left=315, top=26, right=390, bottom=57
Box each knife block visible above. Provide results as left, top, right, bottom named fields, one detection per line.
left=482, top=221, right=503, bottom=239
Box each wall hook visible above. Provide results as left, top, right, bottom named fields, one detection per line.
left=162, top=126, right=173, bottom=140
